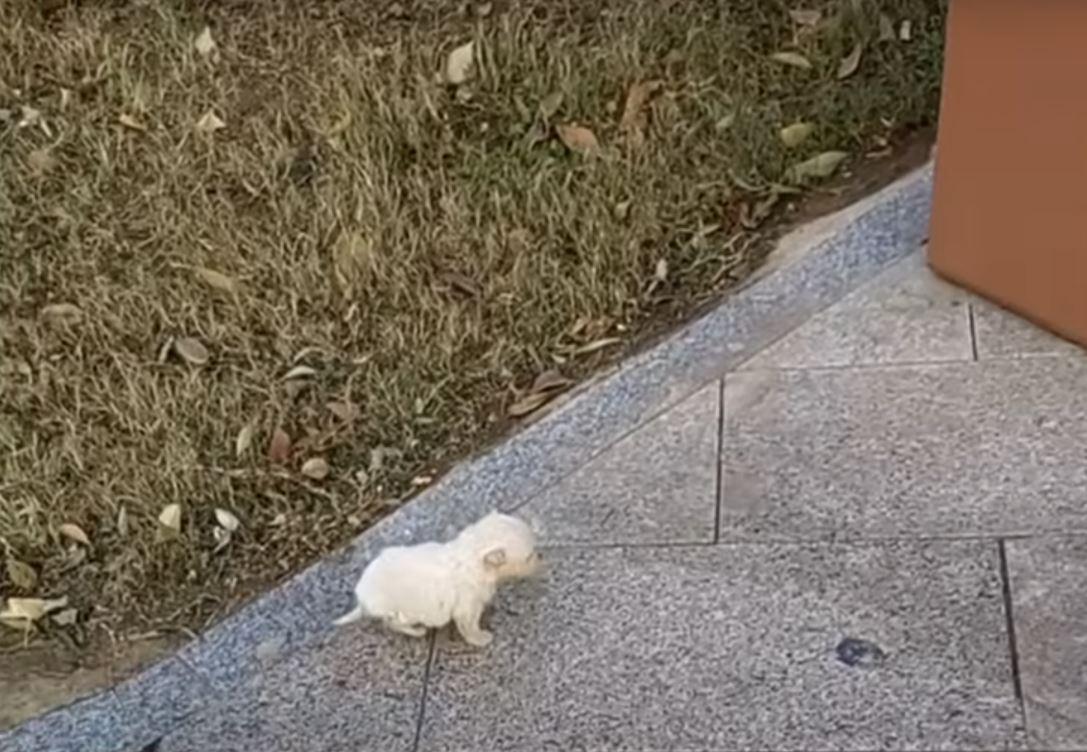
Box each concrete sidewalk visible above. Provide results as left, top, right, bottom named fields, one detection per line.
left=7, top=168, right=1087, bottom=752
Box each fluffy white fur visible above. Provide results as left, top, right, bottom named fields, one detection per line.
left=333, top=511, right=540, bottom=647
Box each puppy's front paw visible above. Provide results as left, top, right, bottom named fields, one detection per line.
left=465, top=630, right=494, bottom=648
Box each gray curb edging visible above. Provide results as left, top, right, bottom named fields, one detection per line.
left=2, top=164, right=934, bottom=752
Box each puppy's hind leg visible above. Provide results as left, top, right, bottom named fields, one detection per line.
left=452, top=600, right=493, bottom=648
left=383, top=615, right=427, bottom=639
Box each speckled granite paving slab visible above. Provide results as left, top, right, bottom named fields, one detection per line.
left=1006, top=537, right=1087, bottom=751
left=418, top=542, right=1023, bottom=752
left=721, top=357, right=1087, bottom=541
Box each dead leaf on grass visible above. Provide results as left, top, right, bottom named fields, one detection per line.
left=572, top=337, right=622, bottom=356
left=538, top=91, right=564, bottom=120
left=899, top=19, right=912, bottom=41
left=214, top=508, right=240, bottom=532
left=0, top=596, right=69, bottom=628
left=235, top=424, right=254, bottom=457
left=301, top=457, right=330, bottom=480
left=173, top=337, right=209, bottom=366
left=40, top=303, right=82, bottom=321
left=194, top=267, right=238, bottom=295
left=619, top=79, right=662, bottom=149
left=158, top=503, right=182, bottom=533
left=5, top=559, right=37, bottom=590
left=118, top=113, right=147, bottom=132
left=27, top=149, right=58, bottom=175
left=556, top=123, right=599, bottom=154
left=790, top=150, right=849, bottom=181
left=327, top=401, right=360, bottom=422
left=531, top=369, right=572, bottom=393
left=194, top=26, right=218, bottom=59
left=283, top=364, right=317, bottom=380
left=117, top=507, right=129, bottom=537
left=788, top=9, right=822, bottom=26
left=52, top=608, right=79, bottom=627
left=879, top=14, right=895, bottom=42
left=268, top=428, right=292, bottom=464
left=445, top=40, right=475, bottom=85
left=508, top=391, right=552, bottom=418
left=440, top=271, right=481, bottom=298
left=195, top=110, right=226, bottom=134
left=655, top=258, right=669, bottom=281
left=779, top=122, right=815, bottom=148
left=369, top=447, right=402, bottom=473
left=59, top=523, right=90, bottom=546
left=212, top=526, right=231, bottom=553
left=770, top=51, right=812, bottom=70
left=838, top=43, right=863, bottom=79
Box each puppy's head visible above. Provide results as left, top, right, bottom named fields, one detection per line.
left=467, top=512, right=541, bottom=582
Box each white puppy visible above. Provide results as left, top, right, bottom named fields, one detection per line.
left=333, top=511, right=540, bottom=647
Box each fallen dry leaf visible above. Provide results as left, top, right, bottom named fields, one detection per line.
left=715, top=112, right=736, bottom=132
left=619, top=80, right=662, bottom=149
left=173, top=337, right=209, bottom=366
left=354, top=469, right=370, bottom=487
left=556, top=123, right=599, bottom=154
left=118, top=113, right=147, bottom=132
left=788, top=9, right=822, bottom=26
left=899, top=19, right=912, bottom=41
left=879, top=14, right=895, bottom=42
left=117, top=506, right=129, bottom=537
left=538, top=91, right=564, bottom=120
left=283, top=365, right=317, bottom=380
left=327, top=401, right=360, bottom=423
left=779, top=122, right=815, bottom=148
left=1, top=596, right=69, bottom=626
left=1, top=598, right=44, bottom=623
left=508, top=391, right=552, bottom=418
left=158, top=503, right=182, bottom=532
left=59, top=523, right=90, bottom=546
left=194, top=26, right=217, bottom=59
left=27, top=149, right=58, bottom=175
left=440, top=271, right=482, bottom=298
left=268, top=428, right=292, bottom=464
left=445, top=40, right=475, bottom=85
left=655, top=258, right=669, bottom=282
left=212, top=526, right=231, bottom=553
left=52, top=608, right=78, bottom=627
left=770, top=51, right=812, bottom=70
left=790, top=150, right=849, bottom=181
left=40, top=303, right=82, bottom=321
left=5, top=559, right=37, bottom=590
left=301, top=457, right=330, bottom=480
left=572, top=337, right=622, bottom=356
left=195, top=110, right=226, bottom=134
left=195, top=267, right=238, bottom=295
left=531, top=369, right=572, bottom=393
left=838, top=43, right=863, bottom=79
left=235, top=424, right=254, bottom=457
left=214, top=508, right=240, bottom=532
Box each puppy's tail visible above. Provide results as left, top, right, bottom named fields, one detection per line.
left=332, top=601, right=367, bottom=626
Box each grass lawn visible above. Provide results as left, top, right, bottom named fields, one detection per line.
left=0, top=0, right=944, bottom=663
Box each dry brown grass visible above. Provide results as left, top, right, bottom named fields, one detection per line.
left=0, top=0, right=945, bottom=650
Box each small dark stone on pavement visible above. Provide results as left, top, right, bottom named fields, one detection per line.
left=835, top=636, right=887, bottom=668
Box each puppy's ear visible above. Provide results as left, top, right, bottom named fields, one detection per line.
left=482, top=547, right=506, bottom=569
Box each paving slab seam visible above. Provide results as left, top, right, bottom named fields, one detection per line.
left=712, top=377, right=726, bottom=544
left=717, top=531, right=1087, bottom=545
left=997, top=540, right=1028, bottom=732
left=410, top=634, right=437, bottom=752
left=0, top=165, right=935, bottom=752
left=968, top=302, right=981, bottom=361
